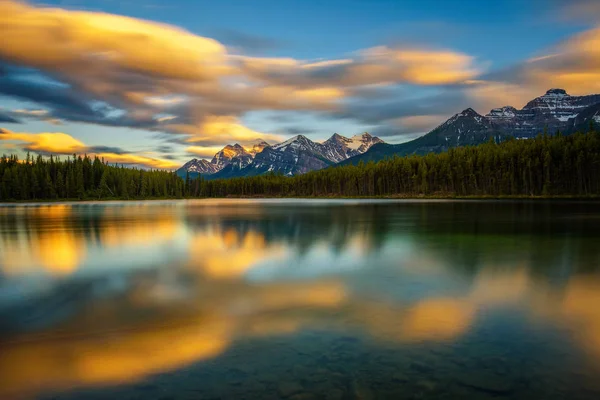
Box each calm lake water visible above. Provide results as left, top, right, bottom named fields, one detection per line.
left=1, top=199, right=600, bottom=400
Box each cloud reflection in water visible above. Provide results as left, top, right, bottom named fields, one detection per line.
left=0, top=200, right=600, bottom=398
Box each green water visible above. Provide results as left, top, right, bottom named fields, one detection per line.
left=1, top=199, right=600, bottom=399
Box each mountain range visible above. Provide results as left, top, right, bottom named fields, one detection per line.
left=178, top=89, right=600, bottom=178
left=177, top=133, right=383, bottom=179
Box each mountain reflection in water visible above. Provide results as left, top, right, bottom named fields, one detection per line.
left=1, top=199, right=600, bottom=399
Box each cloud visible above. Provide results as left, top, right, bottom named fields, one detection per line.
left=467, top=26, right=600, bottom=108
left=170, top=115, right=283, bottom=146
left=186, top=145, right=225, bottom=158
left=336, top=89, right=470, bottom=124
left=0, top=129, right=179, bottom=169
left=235, top=46, right=480, bottom=89
left=374, top=114, right=447, bottom=137
left=0, top=111, right=21, bottom=123
left=276, top=126, right=319, bottom=136
left=0, top=129, right=86, bottom=154
left=0, top=0, right=485, bottom=150
left=0, top=64, right=99, bottom=118
left=0, top=1, right=228, bottom=82
left=2, top=0, right=599, bottom=155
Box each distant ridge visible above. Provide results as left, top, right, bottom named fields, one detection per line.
left=177, top=132, right=384, bottom=178
left=340, top=88, right=600, bottom=166
left=178, top=88, right=600, bottom=177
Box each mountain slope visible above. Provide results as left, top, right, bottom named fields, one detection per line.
left=321, top=133, right=384, bottom=162
left=211, top=144, right=254, bottom=170
left=176, top=158, right=218, bottom=178
left=340, top=108, right=507, bottom=166
left=184, top=133, right=384, bottom=179
left=342, top=89, right=600, bottom=166
left=212, top=135, right=333, bottom=178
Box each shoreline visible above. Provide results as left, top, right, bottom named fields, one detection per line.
left=1, top=194, right=600, bottom=204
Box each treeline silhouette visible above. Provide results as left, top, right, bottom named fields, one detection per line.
left=0, top=154, right=184, bottom=200
left=196, top=130, right=600, bottom=198
left=1, top=129, right=599, bottom=201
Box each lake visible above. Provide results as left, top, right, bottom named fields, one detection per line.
left=1, top=199, right=600, bottom=399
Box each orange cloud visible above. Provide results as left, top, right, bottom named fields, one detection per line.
left=468, top=26, right=600, bottom=109
left=0, top=1, right=228, bottom=83
left=95, top=152, right=179, bottom=169
left=237, top=46, right=480, bottom=89
left=0, top=129, right=179, bottom=169
left=358, top=46, right=481, bottom=85
left=0, top=129, right=86, bottom=153
left=172, top=115, right=283, bottom=145
left=186, top=145, right=225, bottom=157
left=0, top=0, right=489, bottom=152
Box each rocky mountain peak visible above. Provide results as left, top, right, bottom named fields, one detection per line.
left=247, top=139, right=270, bottom=155
left=461, top=108, right=480, bottom=116
left=486, top=106, right=518, bottom=120
left=545, top=88, right=568, bottom=96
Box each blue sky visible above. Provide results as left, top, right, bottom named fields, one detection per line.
left=0, top=0, right=599, bottom=168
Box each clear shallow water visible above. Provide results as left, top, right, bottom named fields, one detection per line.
left=1, top=199, right=600, bottom=399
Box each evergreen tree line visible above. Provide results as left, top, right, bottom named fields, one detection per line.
left=195, top=130, right=600, bottom=198
left=1, top=129, right=599, bottom=201
left=0, top=154, right=185, bottom=200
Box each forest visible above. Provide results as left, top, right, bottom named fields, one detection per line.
left=1, top=128, right=599, bottom=201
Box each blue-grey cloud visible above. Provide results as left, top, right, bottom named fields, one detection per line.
left=0, top=111, right=20, bottom=123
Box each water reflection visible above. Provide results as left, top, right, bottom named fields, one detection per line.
left=1, top=200, right=600, bottom=399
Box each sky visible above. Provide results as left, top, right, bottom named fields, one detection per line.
left=0, top=0, right=599, bottom=169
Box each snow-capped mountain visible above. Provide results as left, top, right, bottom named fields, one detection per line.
left=179, top=88, right=600, bottom=177
left=239, top=135, right=331, bottom=177
left=342, top=88, right=600, bottom=166
left=210, top=143, right=254, bottom=170
left=212, top=133, right=384, bottom=177
left=177, top=141, right=268, bottom=178
left=486, top=89, right=600, bottom=138
left=248, top=140, right=271, bottom=155
left=321, top=133, right=384, bottom=163
left=177, top=158, right=219, bottom=176
left=369, top=107, right=507, bottom=157
left=179, top=133, right=385, bottom=179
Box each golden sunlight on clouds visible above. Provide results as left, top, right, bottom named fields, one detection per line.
left=0, top=129, right=86, bottom=153
left=0, top=0, right=488, bottom=151
left=96, top=153, right=180, bottom=170
left=466, top=81, right=541, bottom=111
left=367, top=47, right=481, bottom=85
left=186, top=145, right=226, bottom=157
left=181, top=115, right=282, bottom=145
left=0, top=0, right=228, bottom=82
left=294, top=87, right=346, bottom=102
left=237, top=46, right=480, bottom=89
left=0, top=129, right=179, bottom=169
left=506, top=27, right=600, bottom=96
